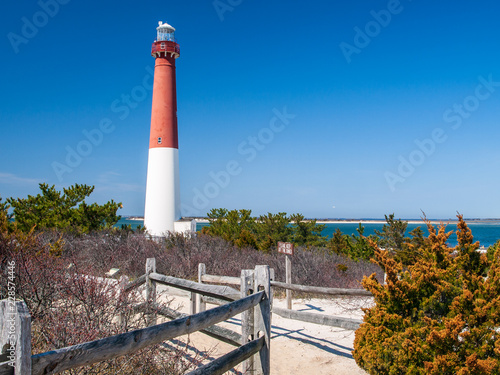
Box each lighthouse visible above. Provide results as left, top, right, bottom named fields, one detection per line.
left=144, top=21, right=181, bottom=236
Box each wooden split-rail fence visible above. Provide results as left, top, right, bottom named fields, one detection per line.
left=197, top=263, right=372, bottom=331
left=0, top=259, right=272, bottom=375
left=1, top=258, right=373, bottom=375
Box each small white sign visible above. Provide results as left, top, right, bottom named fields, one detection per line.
left=278, top=241, right=294, bottom=256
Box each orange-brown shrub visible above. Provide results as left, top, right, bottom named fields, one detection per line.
left=354, top=215, right=500, bottom=374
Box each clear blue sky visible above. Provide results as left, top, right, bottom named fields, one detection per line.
left=1, top=0, right=499, bottom=219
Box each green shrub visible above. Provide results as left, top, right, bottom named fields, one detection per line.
left=202, top=208, right=326, bottom=252
left=7, top=183, right=121, bottom=233
left=327, top=224, right=377, bottom=261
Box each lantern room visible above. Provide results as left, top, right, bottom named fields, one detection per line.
left=152, top=21, right=180, bottom=58
left=157, top=21, right=176, bottom=42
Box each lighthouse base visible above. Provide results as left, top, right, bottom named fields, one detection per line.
left=174, top=219, right=197, bottom=234
left=144, top=147, right=180, bottom=236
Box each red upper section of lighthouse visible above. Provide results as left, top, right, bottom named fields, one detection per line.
left=149, top=22, right=180, bottom=149
left=152, top=41, right=180, bottom=58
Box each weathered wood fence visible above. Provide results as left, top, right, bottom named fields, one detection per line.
left=0, top=259, right=272, bottom=375
left=198, top=263, right=372, bottom=331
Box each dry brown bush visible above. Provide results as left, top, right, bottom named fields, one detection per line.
left=41, top=230, right=382, bottom=288
left=0, top=228, right=204, bottom=374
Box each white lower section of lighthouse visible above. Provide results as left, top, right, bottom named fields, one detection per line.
left=144, top=147, right=181, bottom=236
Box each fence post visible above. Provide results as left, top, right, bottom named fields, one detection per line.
left=240, top=269, right=255, bottom=373
left=189, top=292, right=197, bottom=316
left=0, top=300, right=31, bottom=375
left=145, top=258, right=157, bottom=326
left=254, top=265, right=271, bottom=375
left=286, top=255, right=292, bottom=310
left=118, top=275, right=129, bottom=330
left=197, top=263, right=206, bottom=313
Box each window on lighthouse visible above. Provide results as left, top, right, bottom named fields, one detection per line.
left=157, top=27, right=175, bottom=42
left=158, top=137, right=162, bottom=144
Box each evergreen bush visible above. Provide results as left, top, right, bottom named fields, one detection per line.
left=354, top=215, right=500, bottom=374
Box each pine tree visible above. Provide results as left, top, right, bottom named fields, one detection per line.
left=7, top=183, right=121, bottom=233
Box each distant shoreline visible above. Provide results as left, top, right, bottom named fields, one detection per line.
left=122, top=217, right=500, bottom=225
left=315, top=220, right=444, bottom=225
left=315, top=219, right=500, bottom=225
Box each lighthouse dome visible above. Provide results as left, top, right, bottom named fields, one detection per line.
left=157, top=21, right=176, bottom=42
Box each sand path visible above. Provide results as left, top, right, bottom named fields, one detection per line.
left=159, top=288, right=372, bottom=374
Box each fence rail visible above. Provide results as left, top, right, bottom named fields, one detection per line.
left=123, top=274, right=146, bottom=292
left=146, top=302, right=242, bottom=346
left=149, top=272, right=240, bottom=301
left=1, top=259, right=272, bottom=375
left=31, top=290, right=264, bottom=374
left=273, top=307, right=362, bottom=330
left=270, top=280, right=372, bottom=297
left=200, top=274, right=241, bottom=286
left=187, top=336, right=264, bottom=375
left=197, top=263, right=372, bottom=332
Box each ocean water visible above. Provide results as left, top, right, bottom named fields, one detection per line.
left=116, top=219, right=500, bottom=248
left=116, top=218, right=145, bottom=230
left=319, top=222, right=500, bottom=248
